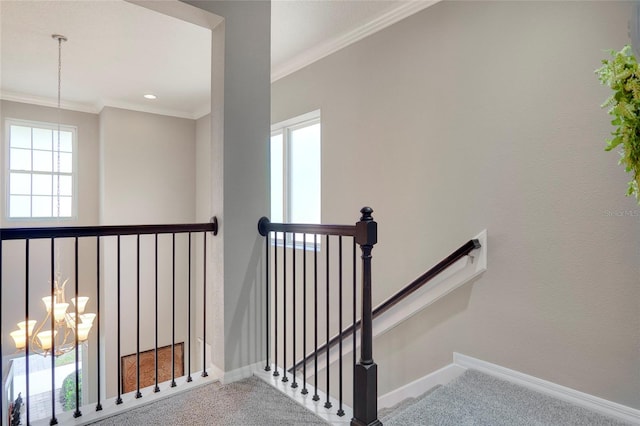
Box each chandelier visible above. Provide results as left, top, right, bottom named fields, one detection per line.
left=9, top=34, right=95, bottom=357
left=10, top=273, right=95, bottom=356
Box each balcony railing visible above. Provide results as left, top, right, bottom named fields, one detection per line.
left=1, top=219, right=218, bottom=425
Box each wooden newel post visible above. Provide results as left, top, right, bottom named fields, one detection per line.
left=352, top=207, right=382, bottom=426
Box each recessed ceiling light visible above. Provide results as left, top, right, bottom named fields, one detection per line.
left=144, top=94, right=157, bottom=100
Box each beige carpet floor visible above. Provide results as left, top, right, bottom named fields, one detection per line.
left=88, top=376, right=329, bottom=426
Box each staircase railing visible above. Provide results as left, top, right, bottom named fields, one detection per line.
left=289, top=238, right=481, bottom=374
left=0, top=219, right=218, bottom=425
left=258, top=207, right=381, bottom=426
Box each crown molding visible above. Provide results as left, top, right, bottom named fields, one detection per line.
left=0, top=90, right=206, bottom=120
left=271, top=0, right=441, bottom=83
left=0, top=90, right=99, bottom=114
left=100, top=98, right=199, bottom=120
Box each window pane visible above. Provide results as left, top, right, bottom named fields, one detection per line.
left=56, top=196, right=72, bottom=217
left=33, top=128, right=52, bottom=151
left=9, top=195, right=30, bottom=217
left=289, top=123, right=321, bottom=224
left=33, top=150, right=53, bottom=172
left=33, top=174, right=53, bottom=196
left=32, top=196, right=53, bottom=217
left=270, top=132, right=284, bottom=223
left=53, top=152, right=72, bottom=173
left=10, top=148, right=31, bottom=171
left=53, top=175, right=72, bottom=196
left=10, top=173, right=31, bottom=195
left=58, top=131, right=73, bottom=152
left=10, top=125, right=31, bottom=149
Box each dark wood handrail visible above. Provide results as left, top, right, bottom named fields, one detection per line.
left=288, top=238, right=481, bottom=374
left=258, top=217, right=356, bottom=237
left=0, top=218, right=218, bottom=240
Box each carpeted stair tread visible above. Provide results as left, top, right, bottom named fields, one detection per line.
left=383, top=370, right=631, bottom=426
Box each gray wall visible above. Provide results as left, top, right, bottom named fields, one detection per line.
left=272, top=1, right=640, bottom=409
left=188, top=1, right=270, bottom=373
left=99, top=107, right=196, bottom=226
left=99, top=106, right=196, bottom=396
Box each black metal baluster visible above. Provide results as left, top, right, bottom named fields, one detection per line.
left=202, top=232, right=208, bottom=377
left=26, top=240, right=31, bottom=426
left=301, top=233, right=308, bottom=395
left=50, top=238, right=57, bottom=425
left=325, top=235, right=332, bottom=409
left=171, top=233, right=177, bottom=387
left=154, top=233, right=160, bottom=393
left=96, top=237, right=103, bottom=410
left=291, top=233, right=298, bottom=389
left=187, top=232, right=192, bottom=382
left=313, top=234, right=319, bottom=402
left=265, top=232, right=271, bottom=372
left=136, top=235, right=142, bottom=398
left=273, top=232, right=279, bottom=377
left=116, top=235, right=123, bottom=405
left=337, top=236, right=345, bottom=416
left=282, top=232, right=288, bottom=383
left=352, top=238, right=357, bottom=409
left=0, top=240, right=3, bottom=424
left=74, top=237, right=82, bottom=417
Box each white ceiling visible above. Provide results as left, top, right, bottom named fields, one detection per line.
left=0, top=0, right=212, bottom=119
left=0, top=0, right=437, bottom=119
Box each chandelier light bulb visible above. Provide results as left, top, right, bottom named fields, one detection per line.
left=37, top=330, right=57, bottom=351
left=72, top=296, right=89, bottom=314
left=10, top=330, right=27, bottom=350
left=17, top=320, right=37, bottom=335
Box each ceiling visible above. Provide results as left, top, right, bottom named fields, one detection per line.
left=0, top=0, right=437, bottom=119
left=0, top=0, right=212, bottom=119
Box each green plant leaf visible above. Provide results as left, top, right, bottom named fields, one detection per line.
left=597, top=45, right=640, bottom=203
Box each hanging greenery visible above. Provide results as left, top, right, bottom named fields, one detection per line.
left=596, top=45, right=640, bottom=202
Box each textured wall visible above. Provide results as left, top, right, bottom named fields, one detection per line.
left=272, top=1, right=640, bottom=409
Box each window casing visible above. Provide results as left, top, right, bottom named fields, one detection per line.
left=271, top=110, right=321, bottom=247
left=6, top=118, right=77, bottom=220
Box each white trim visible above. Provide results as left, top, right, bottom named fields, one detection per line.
left=221, top=361, right=265, bottom=385
left=271, top=109, right=321, bottom=132
left=0, top=91, right=209, bottom=120
left=453, top=353, right=640, bottom=425
left=271, top=1, right=441, bottom=82
left=30, top=372, right=218, bottom=426
left=254, top=366, right=352, bottom=424
left=378, top=363, right=466, bottom=410
left=297, top=230, right=487, bottom=374
left=0, top=90, right=99, bottom=115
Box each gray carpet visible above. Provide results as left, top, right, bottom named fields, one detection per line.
left=88, top=376, right=328, bottom=426
left=381, top=370, right=631, bottom=426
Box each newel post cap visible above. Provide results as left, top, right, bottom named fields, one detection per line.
left=258, top=216, right=271, bottom=236
left=356, top=207, right=377, bottom=246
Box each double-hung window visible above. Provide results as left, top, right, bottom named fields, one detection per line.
left=6, top=119, right=76, bottom=219
left=271, top=110, right=321, bottom=245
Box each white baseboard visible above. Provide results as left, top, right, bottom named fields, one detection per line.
left=453, top=353, right=640, bottom=425
left=30, top=372, right=218, bottom=426
left=222, top=361, right=266, bottom=385
left=378, top=363, right=466, bottom=409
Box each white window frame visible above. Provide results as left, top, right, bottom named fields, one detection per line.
left=5, top=118, right=78, bottom=221
left=271, top=110, right=321, bottom=249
